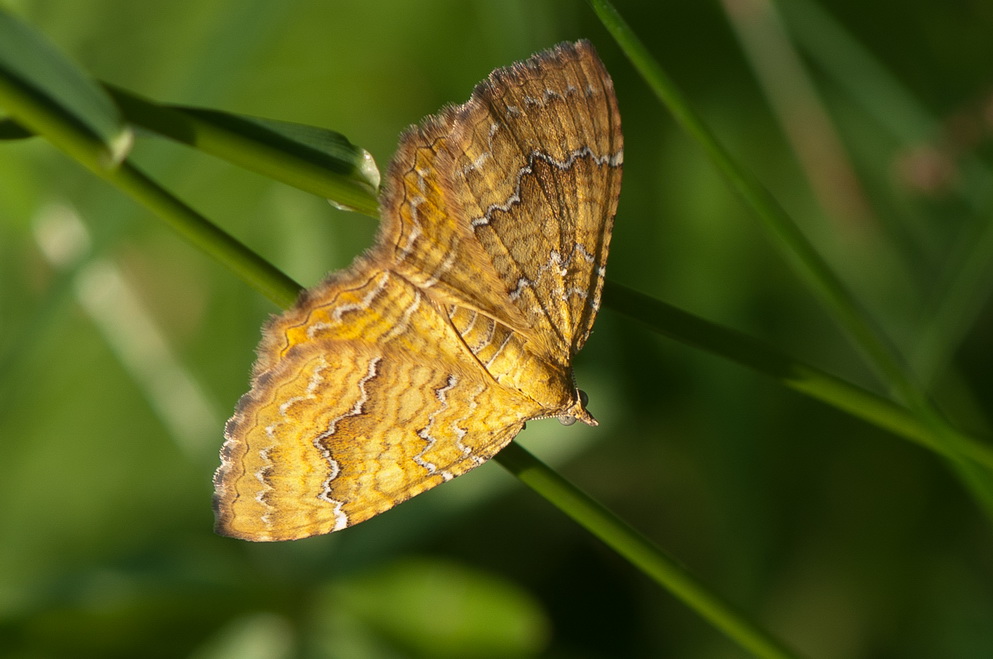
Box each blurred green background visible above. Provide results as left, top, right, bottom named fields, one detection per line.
left=2, top=0, right=993, bottom=657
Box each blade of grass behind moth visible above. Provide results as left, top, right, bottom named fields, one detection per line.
left=0, top=8, right=131, bottom=165
left=106, top=85, right=380, bottom=218
left=760, top=0, right=993, bottom=503
left=587, top=0, right=898, bottom=394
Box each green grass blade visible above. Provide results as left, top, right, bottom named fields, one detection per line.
left=0, top=57, right=116, bottom=174
left=0, top=8, right=131, bottom=165
left=107, top=85, right=380, bottom=217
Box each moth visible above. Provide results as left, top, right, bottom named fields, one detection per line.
left=214, top=40, right=623, bottom=540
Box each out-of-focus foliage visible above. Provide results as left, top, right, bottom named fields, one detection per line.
left=1, top=1, right=992, bottom=657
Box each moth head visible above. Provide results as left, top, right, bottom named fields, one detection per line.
left=557, top=388, right=597, bottom=427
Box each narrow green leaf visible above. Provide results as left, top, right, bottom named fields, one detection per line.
left=107, top=86, right=380, bottom=217
left=0, top=7, right=131, bottom=165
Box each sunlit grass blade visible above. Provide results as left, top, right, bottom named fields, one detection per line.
left=0, top=8, right=131, bottom=166
left=107, top=86, right=380, bottom=217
